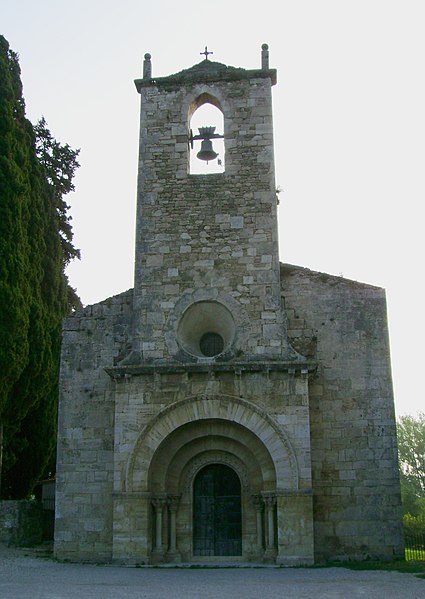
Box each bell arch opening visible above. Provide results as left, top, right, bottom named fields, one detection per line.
left=189, top=94, right=225, bottom=175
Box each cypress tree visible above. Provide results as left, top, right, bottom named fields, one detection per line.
left=3, top=119, right=80, bottom=498
left=0, top=35, right=80, bottom=497
left=0, top=35, right=33, bottom=492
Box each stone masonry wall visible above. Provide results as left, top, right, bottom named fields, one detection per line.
left=112, top=368, right=312, bottom=493
left=0, top=500, right=42, bottom=547
left=54, top=289, right=133, bottom=561
left=281, top=263, right=404, bottom=561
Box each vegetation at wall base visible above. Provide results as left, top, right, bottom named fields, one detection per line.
left=0, top=34, right=81, bottom=498
left=405, top=548, right=425, bottom=561
left=397, top=413, right=425, bottom=514
left=396, top=412, right=425, bottom=570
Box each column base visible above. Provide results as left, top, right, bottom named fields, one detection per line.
left=251, top=549, right=266, bottom=561
left=165, top=550, right=182, bottom=563
left=150, top=548, right=166, bottom=564
left=263, top=547, right=277, bottom=563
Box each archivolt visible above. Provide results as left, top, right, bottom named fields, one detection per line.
left=125, top=394, right=299, bottom=492
left=181, top=451, right=249, bottom=494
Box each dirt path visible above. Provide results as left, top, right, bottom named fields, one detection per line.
left=1, top=546, right=424, bottom=599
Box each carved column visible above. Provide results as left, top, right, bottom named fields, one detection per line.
left=166, top=495, right=181, bottom=561
left=151, top=495, right=167, bottom=557
left=263, top=494, right=277, bottom=561
left=251, top=495, right=264, bottom=554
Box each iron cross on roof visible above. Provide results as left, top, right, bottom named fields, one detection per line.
left=200, top=46, right=213, bottom=60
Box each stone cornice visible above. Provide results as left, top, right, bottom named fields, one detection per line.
left=135, top=61, right=277, bottom=91
left=105, top=360, right=316, bottom=380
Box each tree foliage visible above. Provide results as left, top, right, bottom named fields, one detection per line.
left=0, top=35, right=81, bottom=498
left=34, top=117, right=80, bottom=266
left=0, top=35, right=32, bottom=423
left=397, top=413, right=425, bottom=517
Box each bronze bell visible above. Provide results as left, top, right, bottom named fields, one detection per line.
left=197, top=138, right=218, bottom=162
left=189, top=126, right=223, bottom=163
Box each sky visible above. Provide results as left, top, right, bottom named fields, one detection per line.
left=1, top=0, right=424, bottom=418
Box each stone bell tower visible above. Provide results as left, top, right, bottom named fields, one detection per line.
left=128, top=45, right=300, bottom=365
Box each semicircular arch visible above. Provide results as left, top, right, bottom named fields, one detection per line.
left=125, top=394, right=299, bottom=492
left=148, top=420, right=270, bottom=494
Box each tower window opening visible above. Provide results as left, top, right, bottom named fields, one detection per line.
left=189, top=101, right=224, bottom=175
left=199, top=332, right=224, bottom=357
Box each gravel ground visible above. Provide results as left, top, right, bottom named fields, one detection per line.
left=1, top=546, right=424, bottom=599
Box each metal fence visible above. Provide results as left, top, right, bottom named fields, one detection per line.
left=404, top=515, right=425, bottom=561
left=41, top=479, right=55, bottom=512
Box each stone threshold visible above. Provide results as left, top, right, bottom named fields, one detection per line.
left=112, top=562, right=285, bottom=569
left=150, top=564, right=283, bottom=568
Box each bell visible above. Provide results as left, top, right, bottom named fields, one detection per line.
left=197, top=138, right=218, bottom=162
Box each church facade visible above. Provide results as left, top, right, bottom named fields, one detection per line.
left=54, top=46, right=403, bottom=565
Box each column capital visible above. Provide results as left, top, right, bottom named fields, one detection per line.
left=251, top=494, right=264, bottom=511
left=167, top=494, right=181, bottom=512
left=151, top=494, right=167, bottom=510
left=262, top=493, right=276, bottom=507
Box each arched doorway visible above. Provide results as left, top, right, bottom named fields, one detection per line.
left=193, top=463, right=242, bottom=556
left=122, top=395, right=303, bottom=563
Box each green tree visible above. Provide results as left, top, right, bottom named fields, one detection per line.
left=33, top=117, right=80, bottom=266
left=0, top=34, right=33, bottom=492
left=397, top=413, right=425, bottom=517
left=0, top=35, right=80, bottom=497
left=3, top=118, right=81, bottom=498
